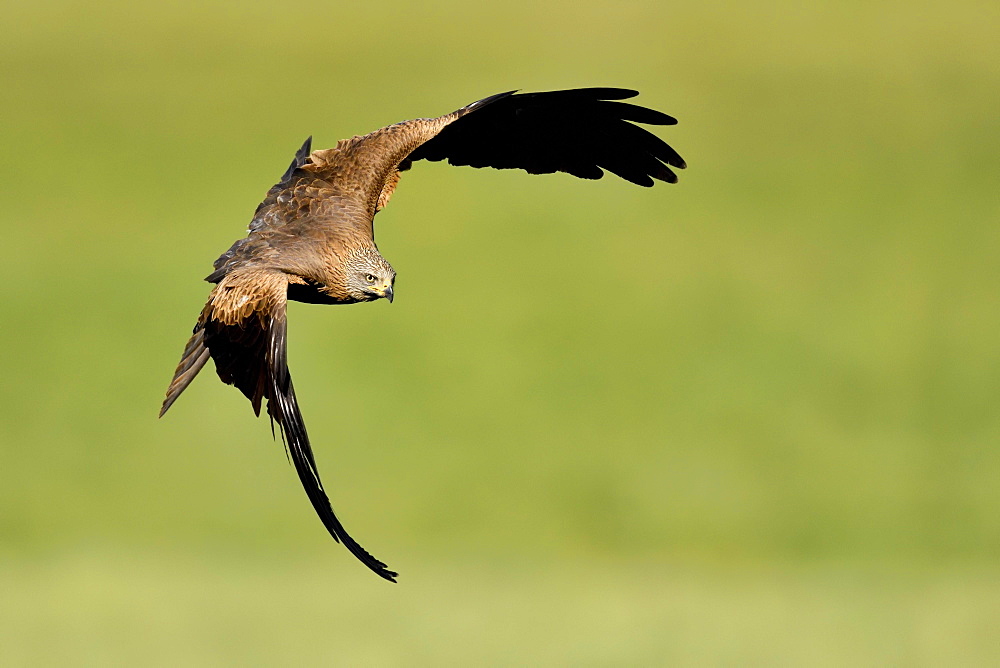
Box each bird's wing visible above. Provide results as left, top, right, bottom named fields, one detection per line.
left=160, top=267, right=397, bottom=582
left=298, top=88, right=685, bottom=234
left=405, top=88, right=687, bottom=187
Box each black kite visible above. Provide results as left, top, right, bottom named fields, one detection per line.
left=161, top=88, right=686, bottom=581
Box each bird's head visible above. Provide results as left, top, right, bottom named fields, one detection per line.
left=343, top=247, right=396, bottom=303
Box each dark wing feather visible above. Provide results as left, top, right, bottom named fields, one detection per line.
left=264, top=310, right=398, bottom=583
left=204, top=314, right=270, bottom=415
left=160, top=269, right=397, bottom=582
left=405, top=87, right=686, bottom=187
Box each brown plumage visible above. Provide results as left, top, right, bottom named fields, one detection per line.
left=160, top=88, right=686, bottom=582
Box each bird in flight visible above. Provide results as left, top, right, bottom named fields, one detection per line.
left=160, top=88, right=686, bottom=582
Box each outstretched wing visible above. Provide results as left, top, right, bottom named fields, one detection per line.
left=301, top=87, right=686, bottom=226
left=404, top=87, right=687, bottom=187
left=160, top=268, right=397, bottom=582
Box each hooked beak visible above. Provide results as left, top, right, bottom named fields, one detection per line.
left=383, top=285, right=394, bottom=303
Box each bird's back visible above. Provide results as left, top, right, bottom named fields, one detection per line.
left=206, top=164, right=374, bottom=286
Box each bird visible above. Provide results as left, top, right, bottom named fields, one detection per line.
left=160, top=87, right=686, bottom=582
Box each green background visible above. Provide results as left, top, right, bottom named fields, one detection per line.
left=3, top=0, right=998, bottom=663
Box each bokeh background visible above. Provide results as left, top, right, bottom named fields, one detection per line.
left=3, top=0, right=998, bottom=663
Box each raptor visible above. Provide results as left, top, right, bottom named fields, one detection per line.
left=160, top=88, right=686, bottom=582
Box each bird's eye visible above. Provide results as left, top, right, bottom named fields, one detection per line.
left=365, top=274, right=376, bottom=283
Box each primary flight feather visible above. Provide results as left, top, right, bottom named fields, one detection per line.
left=160, top=88, right=686, bottom=582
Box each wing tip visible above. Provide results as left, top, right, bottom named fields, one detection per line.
left=592, top=87, right=640, bottom=99
left=279, top=136, right=314, bottom=183
left=365, top=558, right=399, bottom=583
left=159, top=335, right=211, bottom=418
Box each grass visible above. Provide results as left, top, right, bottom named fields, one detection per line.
left=4, top=550, right=1000, bottom=666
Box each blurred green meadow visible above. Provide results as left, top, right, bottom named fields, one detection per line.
left=2, top=0, right=999, bottom=663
